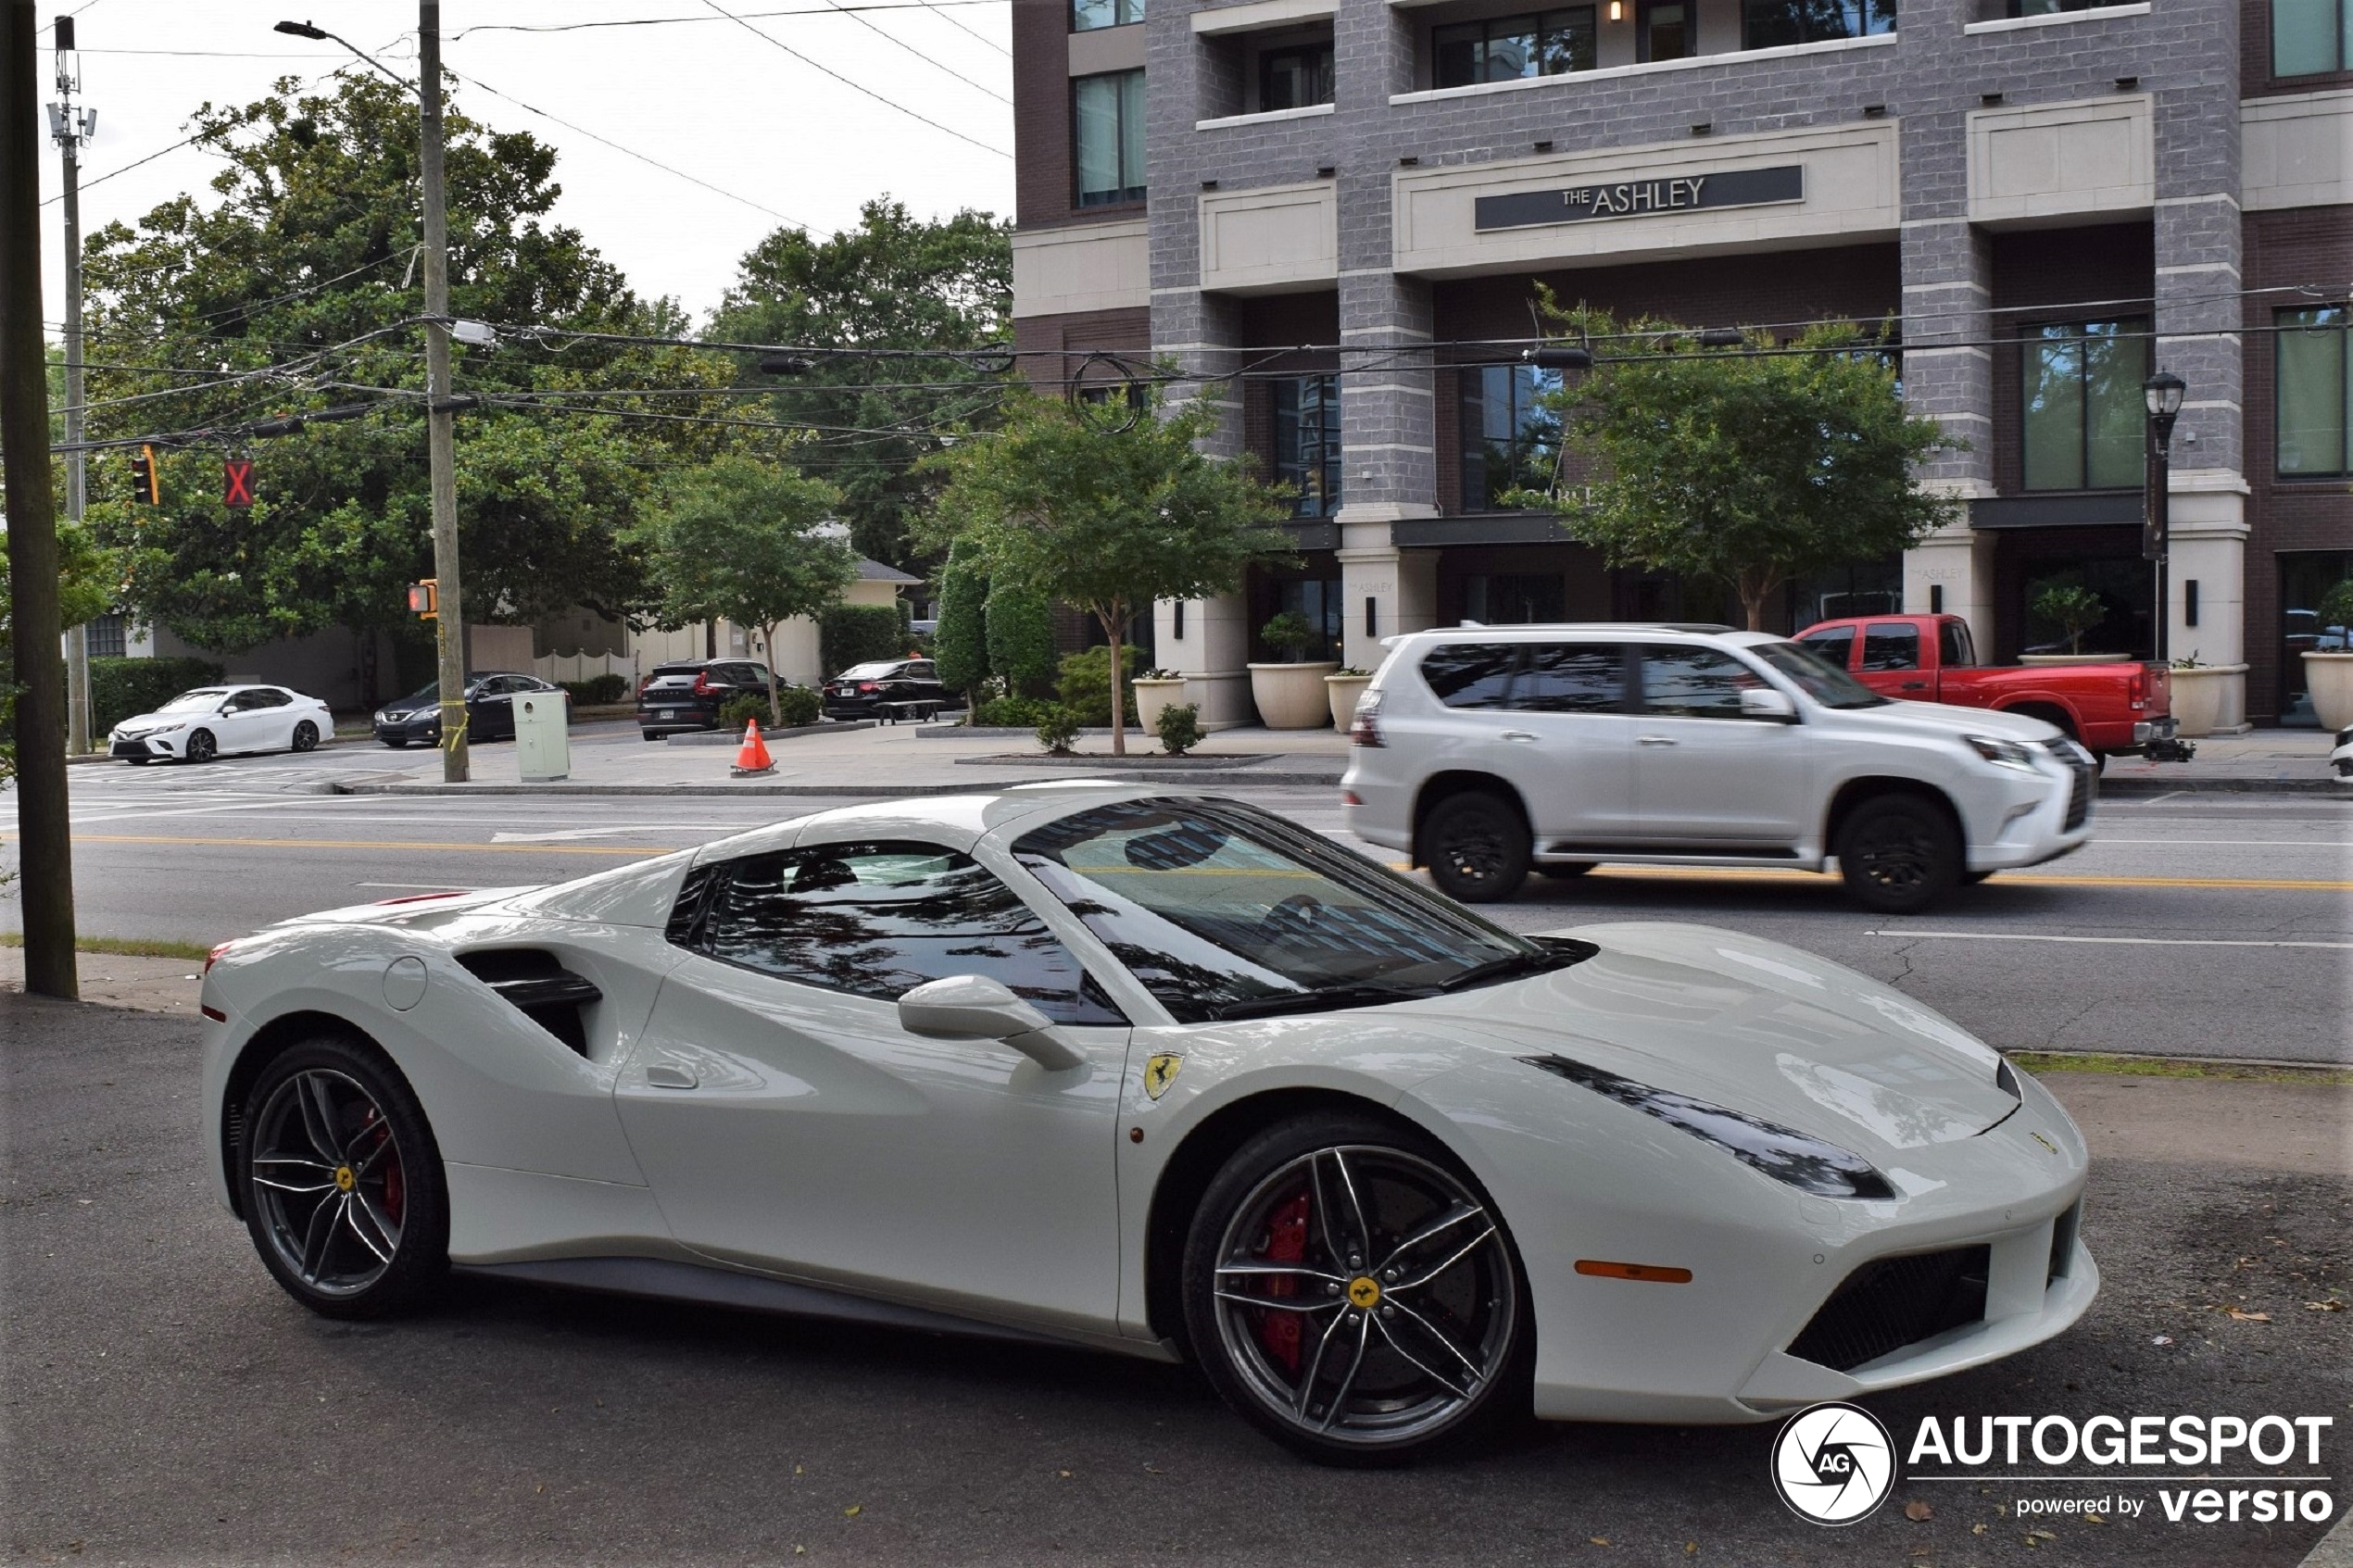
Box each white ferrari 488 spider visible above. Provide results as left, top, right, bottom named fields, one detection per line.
left=200, top=784, right=2096, bottom=1462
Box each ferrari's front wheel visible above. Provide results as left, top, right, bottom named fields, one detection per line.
left=1182, top=1113, right=1530, bottom=1465
left=239, top=1035, right=448, bottom=1319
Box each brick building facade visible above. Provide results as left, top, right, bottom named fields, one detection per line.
left=1012, top=0, right=2351, bottom=725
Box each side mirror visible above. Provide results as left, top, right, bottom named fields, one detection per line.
left=897, top=974, right=1084, bottom=1072
left=1741, top=686, right=1798, bottom=721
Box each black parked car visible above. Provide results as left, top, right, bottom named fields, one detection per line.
left=373, top=672, right=568, bottom=747
left=636, top=659, right=776, bottom=739
left=822, top=658, right=948, bottom=719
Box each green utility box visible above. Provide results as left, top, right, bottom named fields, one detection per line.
left=513, top=691, right=571, bottom=783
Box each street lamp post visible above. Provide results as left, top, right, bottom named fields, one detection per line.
left=2142, top=370, right=2185, bottom=665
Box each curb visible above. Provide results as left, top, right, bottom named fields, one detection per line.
left=329, top=770, right=1349, bottom=797
left=2097, top=776, right=2343, bottom=796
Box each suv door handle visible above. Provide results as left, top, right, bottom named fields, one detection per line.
left=1900, top=680, right=1928, bottom=691
left=1499, top=729, right=1538, bottom=742
left=1637, top=735, right=1677, bottom=746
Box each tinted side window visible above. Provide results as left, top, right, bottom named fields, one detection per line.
left=251, top=688, right=293, bottom=709
left=908, top=662, right=937, bottom=681
left=1939, top=620, right=1976, bottom=668
left=1861, top=623, right=1920, bottom=671
left=1511, top=643, right=1620, bottom=712
left=1418, top=643, right=1519, bottom=709
left=1638, top=645, right=1767, bottom=719
left=1799, top=626, right=1855, bottom=671
left=698, top=841, right=1124, bottom=1025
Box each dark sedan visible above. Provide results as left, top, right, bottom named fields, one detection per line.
left=635, top=659, right=775, bottom=738
left=373, top=672, right=568, bottom=747
left=821, top=658, right=947, bottom=719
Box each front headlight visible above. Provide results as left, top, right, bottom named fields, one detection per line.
left=1964, top=734, right=2041, bottom=772
left=149, top=721, right=185, bottom=735
left=1523, top=1055, right=1896, bottom=1199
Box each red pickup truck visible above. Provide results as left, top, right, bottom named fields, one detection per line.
left=1793, top=613, right=2191, bottom=761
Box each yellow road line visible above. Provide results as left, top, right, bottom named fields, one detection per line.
left=6, top=833, right=671, bottom=857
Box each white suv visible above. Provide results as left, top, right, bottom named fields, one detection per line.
left=1340, top=624, right=2097, bottom=913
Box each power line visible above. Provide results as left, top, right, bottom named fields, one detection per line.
left=697, top=0, right=1012, bottom=159
left=785, top=0, right=1010, bottom=106
left=450, top=2, right=1009, bottom=39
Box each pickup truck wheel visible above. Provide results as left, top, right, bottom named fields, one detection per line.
left=1835, top=795, right=1960, bottom=914
left=1423, top=792, right=1529, bottom=904
left=1536, top=862, right=1593, bottom=880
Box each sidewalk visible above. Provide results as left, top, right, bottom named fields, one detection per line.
left=324, top=717, right=2343, bottom=797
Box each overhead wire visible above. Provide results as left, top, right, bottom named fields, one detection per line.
left=696, top=0, right=1012, bottom=158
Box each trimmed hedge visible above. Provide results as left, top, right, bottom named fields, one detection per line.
left=934, top=542, right=988, bottom=696
left=985, top=583, right=1057, bottom=698
left=1056, top=645, right=1140, bottom=727
left=971, top=694, right=1056, bottom=728
left=559, top=672, right=630, bottom=706
left=91, top=656, right=226, bottom=735
left=820, top=604, right=908, bottom=677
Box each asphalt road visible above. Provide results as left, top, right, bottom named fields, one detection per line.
left=3, top=997, right=2344, bottom=1567
left=6, top=733, right=2348, bottom=1064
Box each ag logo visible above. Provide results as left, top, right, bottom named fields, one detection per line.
left=1143, top=1053, right=1183, bottom=1100
left=1770, top=1401, right=1895, bottom=1525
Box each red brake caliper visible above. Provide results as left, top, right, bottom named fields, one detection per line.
left=360, top=1110, right=403, bottom=1225
left=1256, top=1190, right=1312, bottom=1375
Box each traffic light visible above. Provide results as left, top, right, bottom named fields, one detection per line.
left=129, top=444, right=160, bottom=504
left=408, top=580, right=438, bottom=620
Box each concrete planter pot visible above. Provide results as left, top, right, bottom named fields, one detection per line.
left=1247, top=661, right=1340, bottom=729
left=1131, top=678, right=1189, bottom=736
left=1325, top=673, right=1373, bottom=733
left=2302, top=652, right=2353, bottom=732
left=2168, top=663, right=2247, bottom=737
left=2018, top=653, right=2129, bottom=666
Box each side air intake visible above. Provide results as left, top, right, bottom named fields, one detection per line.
left=456, top=950, right=602, bottom=1056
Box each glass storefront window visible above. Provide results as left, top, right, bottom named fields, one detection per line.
left=1462, top=573, right=1567, bottom=623
left=2280, top=550, right=2353, bottom=725
left=2278, top=306, right=2350, bottom=479
left=1273, top=376, right=1340, bottom=518
left=2021, top=561, right=2152, bottom=659
left=1461, top=364, right=1564, bottom=511
left=1743, top=0, right=1894, bottom=49
left=2271, top=0, right=2351, bottom=74
left=2021, top=319, right=2148, bottom=491
left=1259, top=575, right=1343, bottom=660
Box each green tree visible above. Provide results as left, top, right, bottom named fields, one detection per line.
left=75, top=76, right=737, bottom=697
left=631, top=455, right=854, bottom=723
left=1527, top=307, right=1959, bottom=630
left=710, top=200, right=1013, bottom=571
left=932, top=539, right=989, bottom=703
left=922, top=388, right=1293, bottom=754
left=985, top=581, right=1056, bottom=697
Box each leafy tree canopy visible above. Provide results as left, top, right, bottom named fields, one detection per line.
left=1524, top=301, right=1961, bottom=630
left=919, top=388, right=1293, bottom=752
left=710, top=199, right=1012, bottom=571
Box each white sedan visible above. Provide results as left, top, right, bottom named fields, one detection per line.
left=109, top=684, right=333, bottom=763
left=198, top=784, right=2096, bottom=1462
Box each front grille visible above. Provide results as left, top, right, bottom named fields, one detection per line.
left=109, top=738, right=151, bottom=757
left=2063, top=761, right=2095, bottom=831
left=1787, top=1245, right=1991, bottom=1373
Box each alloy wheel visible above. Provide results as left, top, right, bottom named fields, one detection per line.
left=1210, top=1145, right=1519, bottom=1450
left=185, top=729, right=217, bottom=763
left=1847, top=815, right=1935, bottom=895
left=292, top=721, right=319, bottom=752
left=247, top=1068, right=409, bottom=1298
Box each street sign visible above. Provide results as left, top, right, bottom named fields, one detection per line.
left=222, top=458, right=255, bottom=508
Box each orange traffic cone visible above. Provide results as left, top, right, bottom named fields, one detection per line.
left=729, top=717, right=775, bottom=777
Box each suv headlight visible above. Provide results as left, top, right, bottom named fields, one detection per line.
left=1523, top=1055, right=1895, bottom=1199
left=1965, top=734, right=2041, bottom=772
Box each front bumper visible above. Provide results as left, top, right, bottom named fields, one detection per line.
left=1968, top=746, right=2097, bottom=872
left=109, top=733, right=182, bottom=759
left=373, top=716, right=439, bottom=744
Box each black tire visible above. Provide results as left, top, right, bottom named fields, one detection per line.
left=1535, top=862, right=1593, bottom=881
left=124, top=757, right=150, bottom=767
left=1961, top=869, right=1996, bottom=885
left=1835, top=792, right=1961, bottom=914
left=641, top=731, right=665, bottom=743
left=237, top=1035, right=448, bottom=1319
left=1421, top=790, right=1530, bottom=904
left=291, top=720, right=320, bottom=753
left=1181, top=1110, right=1532, bottom=1466
left=185, top=728, right=218, bottom=764
left=381, top=738, right=409, bottom=749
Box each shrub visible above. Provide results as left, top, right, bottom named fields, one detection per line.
left=985, top=583, right=1058, bottom=697
left=2318, top=578, right=2353, bottom=633
left=971, top=694, right=1055, bottom=728
left=2031, top=583, right=2106, bottom=655
left=90, top=656, right=225, bottom=735
left=1056, top=644, right=1140, bottom=726
left=1156, top=702, right=1202, bottom=757
left=716, top=693, right=769, bottom=731
left=560, top=672, right=630, bottom=706
left=1260, top=610, right=1318, bottom=661
left=819, top=604, right=907, bottom=675
left=774, top=684, right=822, bottom=729
left=1036, top=705, right=1080, bottom=754
left=933, top=542, right=989, bottom=698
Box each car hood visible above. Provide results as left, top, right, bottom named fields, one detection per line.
left=1846, top=698, right=2064, bottom=746
left=112, top=709, right=194, bottom=733
left=1409, top=922, right=2020, bottom=1154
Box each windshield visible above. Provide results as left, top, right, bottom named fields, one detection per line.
left=157, top=689, right=229, bottom=713
left=1751, top=642, right=1890, bottom=709
left=1013, top=797, right=1585, bottom=1022
left=835, top=662, right=900, bottom=681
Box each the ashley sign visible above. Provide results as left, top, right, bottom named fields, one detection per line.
left=1474, top=165, right=1805, bottom=232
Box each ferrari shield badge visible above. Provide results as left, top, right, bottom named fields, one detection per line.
left=1143, top=1053, right=1183, bottom=1100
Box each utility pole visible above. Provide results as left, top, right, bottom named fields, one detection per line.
left=49, top=14, right=93, bottom=755
left=419, top=0, right=467, bottom=781
left=2, top=0, right=80, bottom=997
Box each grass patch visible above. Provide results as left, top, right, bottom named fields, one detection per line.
left=2011, top=1050, right=2353, bottom=1085
left=0, top=932, right=214, bottom=961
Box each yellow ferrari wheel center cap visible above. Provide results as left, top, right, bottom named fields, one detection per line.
left=1347, top=1275, right=1381, bottom=1310
left=333, top=1165, right=356, bottom=1193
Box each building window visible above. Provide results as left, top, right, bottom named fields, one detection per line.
left=1432, top=8, right=1595, bottom=86
left=2005, top=0, right=2125, bottom=15
left=1463, top=574, right=1567, bottom=623
left=1640, top=0, right=1692, bottom=60
left=2271, top=0, right=2349, bottom=69
left=1074, top=69, right=1146, bottom=207
left=2279, top=307, right=2350, bottom=478
left=83, top=613, right=127, bottom=659
left=1273, top=376, right=1340, bottom=517
left=1260, top=42, right=1334, bottom=108
left=1072, top=0, right=1144, bottom=31
left=1743, top=0, right=1894, bottom=48
left=1461, top=364, right=1562, bottom=510
left=2021, top=319, right=2147, bottom=491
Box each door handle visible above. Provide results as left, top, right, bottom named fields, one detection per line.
left=1637, top=735, right=1678, bottom=746
left=1900, top=681, right=1928, bottom=691
left=644, top=1063, right=698, bottom=1090
left=1500, top=729, right=1538, bottom=742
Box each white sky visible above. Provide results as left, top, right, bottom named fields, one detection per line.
left=33, top=0, right=1016, bottom=335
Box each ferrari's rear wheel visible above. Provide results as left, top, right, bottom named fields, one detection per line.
left=1182, top=1113, right=1529, bottom=1464
left=239, top=1036, right=447, bottom=1318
